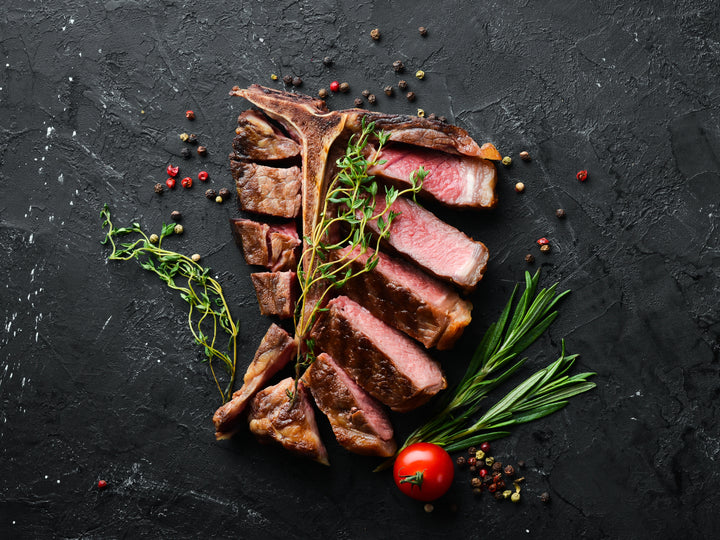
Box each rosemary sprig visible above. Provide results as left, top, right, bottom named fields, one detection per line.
left=291, top=118, right=426, bottom=391
left=100, top=204, right=239, bottom=403
left=377, top=271, right=595, bottom=469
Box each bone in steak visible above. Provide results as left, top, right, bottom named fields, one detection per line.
left=232, top=109, right=301, bottom=161
left=333, top=246, right=472, bottom=349
left=369, top=144, right=497, bottom=209
left=230, top=218, right=300, bottom=271
left=251, top=271, right=298, bottom=319
left=248, top=377, right=329, bottom=465
left=304, top=352, right=397, bottom=457
left=213, top=323, right=296, bottom=440
left=267, top=222, right=301, bottom=271
left=231, top=161, right=302, bottom=218
left=311, top=296, right=446, bottom=412
left=364, top=194, right=488, bottom=290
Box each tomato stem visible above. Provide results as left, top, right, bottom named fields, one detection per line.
left=398, top=470, right=425, bottom=490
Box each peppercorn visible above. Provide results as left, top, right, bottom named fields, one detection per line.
left=406, top=91, right=416, bottom=102
left=218, top=187, right=231, bottom=200
left=418, top=26, right=427, bottom=36
left=415, top=70, right=425, bottom=80
left=479, top=468, right=488, bottom=478
left=540, top=244, right=551, bottom=253
left=339, top=82, right=350, bottom=93
left=149, top=233, right=159, bottom=244
left=329, top=80, right=340, bottom=92
left=168, top=211, right=180, bottom=222
left=215, top=195, right=223, bottom=203
left=471, top=477, right=482, bottom=488
left=384, top=85, right=394, bottom=96
left=540, top=492, right=551, bottom=503
left=468, top=447, right=476, bottom=455
left=187, top=134, right=197, bottom=145
left=181, top=148, right=191, bottom=159
left=438, top=116, right=447, bottom=123
left=398, top=80, right=408, bottom=90
left=494, top=492, right=504, bottom=501
left=519, top=150, right=531, bottom=161
left=525, top=254, right=535, bottom=264
left=205, top=188, right=217, bottom=200
left=515, top=182, right=525, bottom=193
left=468, top=457, right=477, bottom=467
left=504, top=465, right=515, bottom=477
left=475, top=450, right=485, bottom=460
left=191, top=253, right=201, bottom=262
left=181, top=176, right=192, bottom=188
left=154, top=183, right=164, bottom=194
left=576, top=169, right=588, bottom=182
left=488, top=483, right=497, bottom=493
left=480, top=442, right=490, bottom=453
left=469, top=465, right=477, bottom=473
left=282, top=74, right=293, bottom=85
left=485, top=456, right=495, bottom=467
left=536, top=237, right=549, bottom=246
left=322, top=56, right=333, bottom=66
left=497, top=480, right=506, bottom=489
left=166, top=164, right=179, bottom=177
left=392, top=60, right=404, bottom=72
left=292, top=76, right=303, bottom=87
left=165, top=178, right=176, bottom=189
left=492, top=461, right=503, bottom=472
left=353, top=97, right=364, bottom=108
left=555, top=208, right=566, bottom=219
left=511, top=492, right=521, bottom=503
left=197, top=145, right=207, bottom=156
left=97, top=480, right=107, bottom=489
left=179, top=133, right=189, bottom=142
left=185, top=110, right=195, bottom=120
left=174, top=224, right=183, bottom=235
left=492, top=473, right=502, bottom=483
left=318, top=88, right=328, bottom=99
left=361, top=89, right=370, bottom=98
left=370, top=28, right=381, bottom=40
left=417, top=108, right=425, bottom=117
left=503, top=489, right=512, bottom=499
left=501, top=156, right=512, bottom=166
left=367, top=94, right=377, bottom=105
left=456, top=456, right=467, bottom=467
left=198, top=171, right=209, bottom=182
left=270, top=74, right=278, bottom=81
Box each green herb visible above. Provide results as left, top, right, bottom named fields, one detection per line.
left=100, top=204, right=238, bottom=403
left=377, top=271, right=595, bottom=469
left=291, top=118, right=426, bottom=393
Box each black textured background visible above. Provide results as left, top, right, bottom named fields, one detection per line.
left=1, top=1, right=719, bottom=538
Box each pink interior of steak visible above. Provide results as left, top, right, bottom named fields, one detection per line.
left=329, top=296, right=444, bottom=391
left=316, top=352, right=394, bottom=441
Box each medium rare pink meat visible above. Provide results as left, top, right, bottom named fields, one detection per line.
left=248, top=377, right=329, bottom=465
left=364, top=194, right=488, bottom=290
left=334, top=246, right=472, bottom=349
left=251, top=271, right=298, bottom=319
left=230, top=218, right=300, bottom=271
left=369, top=144, right=497, bottom=209
left=267, top=222, right=301, bottom=272
left=305, top=353, right=397, bottom=457
left=212, top=324, right=296, bottom=439
left=232, top=109, right=301, bottom=161
left=231, top=161, right=302, bottom=218
left=311, top=296, right=446, bottom=412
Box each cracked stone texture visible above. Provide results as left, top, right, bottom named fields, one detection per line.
left=1, top=0, right=719, bottom=538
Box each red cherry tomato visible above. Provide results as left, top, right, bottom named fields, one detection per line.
left=393, top=443, right=454, bottom=501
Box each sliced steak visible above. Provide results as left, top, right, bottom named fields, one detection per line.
left=364, top=194, right=488, bottom=290
left=248, top=377, right=329, bottom=465
left=305, top=353, right=397, bottom=457
left=333, top=246, right=472, bottom=349
left=230, top=218, right=300, bottom=271
left=213, top=324, right=296, bottom=440
left=369, top=144, right=497, bottom=209
left=231, top=161, right=302, bottom=218
left=311, top=296, right=446, bottom=412
left=251, top=271, right=298, bottom=319
left=232, top=109, right=301, bottom=161
left=267, top=222, right=301, bottom=271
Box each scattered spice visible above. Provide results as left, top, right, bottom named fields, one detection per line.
left=485, top=456, right=495, bottom=467
left=179, top=133, right=189, bottom=142
left=475, top=450, right=485, bottom=460
left=198, top=171, right=209, bottom=182
left=191, top=253, right=201, bottom=263
left=149, top=233, right=159, bottom=244
left=525, top=254, right=535, bottom=264
left=468, top=457, right=477, bottom=467
left=215, top=195, right=223, bottom=204
left=536, top=237, right=549, bottom=246
left=540, top=492, right=551, bottom=503
left=515, top=182, right=525, bottom=193
left=488, top=483, right=497, bottom=493
left=370, top=28, right=381, bottom=40
left=511, top=492, right=521, bottom=503
left=187, top=134, right=198, bottom=145
left=423, top=503, right=434, bottom=513
left=503, top=489, right=512, bottom=499
left=173, top=224, right=184, bottom=235
left=456, top=456, right=467, bottom=467
left=154, top=183, right=164, bottom=194
left=353, top=97, right=364, bottom=108
left=185, top=110, right=195, bottom=120
left=97, top=480, right=107, bottom=490
left=406, top=91, right=416, bottom=102
left=479, top=468, right=488, bottom=478
left=329, top=80, right=340, bottom=92
left=468, top=447, right=477, bottom=455
left=292, top=76, right=303, bottom=87
left=181, top=148, right=191, bottom=159
left=270, top=74, right=278, bottom=81
left=398, top=80, right=408, bottom=90
left=471, top=477, right=482, bottom=488
left=502, top=156, right=512, bottom=166
left=367, top=94, right=377, bottom=105
left=392, top=60, right=404, bottom=72
left=339, top=82, right=350, bottom=93
left=418, top=26, right=428, bottom=36
left=318, top=88, right=328, bottom=99
left=362, top=89, right=371, bottom=98
left=492, top=461, right=503, bottom=472
left=519, top=150, right=531, bottom=161
left=181, top=177, right=193, bottom=189
left=322, top=56, right=333, bottom=66
left=540, top=244, right=551, bottom=253
left=384, top=85, right=394, bottom=96
left=282, top=74, right=293, bottom=85
left=415, top=70, right=425, bottom=80
left=480, top=442, right=491, bottom=453
left=197, top=145, right=208, bottom=156
left=166, top=164, right=179, bottom=177
left=504, top=465, right=515, bottom=477
left=417, top=108, right=425, bottom=117
left=205, top=189, right=217, bottom=200
left=170, top=210, right=182, bottom=221
left=165, top=178, right=176, bottom=189
left=576, top=169, right=588, bottom=182
left=555, top=208, right=566, bottom=219
left=218, top=187, right=232, bottom=200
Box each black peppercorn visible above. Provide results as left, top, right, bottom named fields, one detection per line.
left=170, top=210, right=182, bottom=221
left=398, top=80, right=408, bottom=90
left=406, top=91, right=416, bottom=102
left=456, top=456, right=466, bottom=467
left=370, top=28, right=381, bottom=40
left=318, top=88, right=328, bottom=99
left=292, top=76, right=303, bottom=87
left=392, top=60, right=404, bottom=72
left=384, top=85, right=394, bottom=96
left=438, top=115, right=447, bottom=123
left=218, top=187, right=231, bottom=200
left=339, top=82, right=350, bottom=93
left=181, top=147, right=192, bottom=159
left=197, top=145, right=207, bottom=156
left=471, top=478, right=482, bottom=488
left=540, top=492, right=551, bottom=503
left=154, top=183, right=164, bottom=194
left=525, top=253, right=535, bottom=264
left=504, top=465, right=515, bottom=477
left=322, top=56, right=333, bottom=66
left=468, top=447, right=476, bottom=455
left=418, top=26, right=428, bottom=36
left=472, top=488, right=483, bottom=496
left=282, top=74, right=293, bottom=85
left=353, top=97, right=364, bottom=108
left=469, top=465, right=477, bottom=473
left=492, top=461, right=503, bottom=472
left=367, top=94, right=377, bottom=104
left=555, top=208, right=566, bottom=219
left=494, top=492, right=504, bottom=501
left=362, top=89, right=370, bottom=97
left=187, top=134, right=197, bottom=145
left=205, top=188, right=217, bottom=200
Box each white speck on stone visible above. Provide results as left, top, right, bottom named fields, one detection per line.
left=5, top=63, right=9, bottom=67
left=46, top=126, right=55, bottom=137
left=57, top=479, right=60, bottom=484
left=69, top=201, right=73, bottom=206
left=635, top=390, right=642, bottom=396
left=45, top=475, right=48, bottom=479
left=69, top=76, right=73, bottom=82
left=72, top=130, right=77, bottom=137
left=596, top=82, right=601, bottom=87
left=259, top=37, right=264, bottom=42
left=79, top=52, right=82, bottom=57
left=58, top=173, right=64, bottom=184
left=62, top=26, right=66, bottom=31
left=29, top=234, right=34, bottom=244
left=69, top=17, right=75, bottom=24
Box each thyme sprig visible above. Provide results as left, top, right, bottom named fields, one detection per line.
left=378, top=271, right=595, bottom=469
left=100, top=204, right=238, bottom=403
left=291, top=118, right=426, bottom=391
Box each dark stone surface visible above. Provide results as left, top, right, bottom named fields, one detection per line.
left=1, top=1, right=719, bottom=538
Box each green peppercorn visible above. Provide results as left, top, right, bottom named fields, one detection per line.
left=173, top=224, right=183, bottom=235
left=179, top=132, right=189, bottom=142
left=511, top=492, right=521, bottom=503
left=215, top=195, right=223, bottom=204
left=417, top=108, right=425, bottom=117
left=415, top=70, right=425, bottom=80
left=149, top=233, right=159, bottom=244
left=501, top=156, right=512, bottom=166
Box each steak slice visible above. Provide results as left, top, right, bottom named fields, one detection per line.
left=230, top=218, right=300, bottom=271
left=212, top=324, right=296, bottom=440
left=232, top=109, right=301, bottom=161
left=369, top=144, right=497, bottom=209
left=251, top=271, right=298, bottom=319
left=311, top=296, right=446, bottom=412
left=333, top=246, right=472, bottom=349
left=231, top=161, right=302, bottom=218
left=364, top=194, right=488, bottom=290
left=305, top=353, right=397, bottom=457
left=248, top=377, right=329, bottom=465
